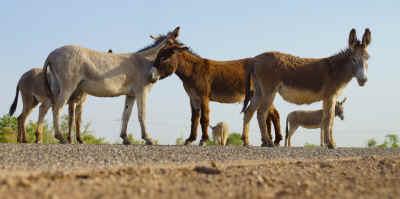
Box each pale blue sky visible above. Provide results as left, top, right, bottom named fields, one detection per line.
left=1, top=1, right=399, bottom=146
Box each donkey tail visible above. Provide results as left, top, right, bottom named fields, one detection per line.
left=285, top=115, right=289, bottom=140
left=9, top=85, right=19, bottom=116
left=43, top=60, right=54, bottom=103
left=241, top=65, right=254, bottom=113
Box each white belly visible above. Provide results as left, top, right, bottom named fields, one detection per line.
left=278, top=84, right=323, bottom=105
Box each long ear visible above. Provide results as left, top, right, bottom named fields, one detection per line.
left=149, top=35, right=157, bottom=40
left=348, top=28, right=358, bottom=48
left=341, top=97, right=347, bottom=105
left=362, top=28, right=371, bottom=48
left=169, top=26, right=180, bottom=39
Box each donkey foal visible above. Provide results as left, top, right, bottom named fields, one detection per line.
left=209, top=122, right=229, bottom=145
left=285, top=98, right=346, bottom=147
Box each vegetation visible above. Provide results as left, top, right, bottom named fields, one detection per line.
left=175, top=136, right=185, bottom=145
left=304, top=142, right=320, bottom=148
left=205, top=133, right=244, bottom=146
left=0, top=114, right=109, bottom=144
left=367, top=134, right=399, bottom=148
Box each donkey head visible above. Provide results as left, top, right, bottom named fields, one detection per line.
left=348, top=28, right=371, bottom=87
left=335, top=97, right=347, bottom=120
left=153, top=39, right=188, bottom=79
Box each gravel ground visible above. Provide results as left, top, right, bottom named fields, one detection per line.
left=0, top=143, right=399, bottom=171
left=0, top=144, right=400, bottom=199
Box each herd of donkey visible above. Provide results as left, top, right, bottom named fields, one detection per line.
left=7, top=26, right=371, bottom=149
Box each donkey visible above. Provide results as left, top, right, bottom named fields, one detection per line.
left=43, top=27, right=180, bottom=144
left=242, top=28, right=371, bottom=148
left=9, top=50, right=114, bottom=143
left=152, top=39, right=282, bottom=146
left=209, top=122, right=229, bottom=146
left=285, top=98, right=347, bottom=147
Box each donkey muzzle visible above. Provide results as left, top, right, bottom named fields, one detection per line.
left=149, top=67, right=160, bottom=83
left=357, top=77, right=367, bottom=87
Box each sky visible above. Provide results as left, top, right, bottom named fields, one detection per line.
left=1, top=1, right=399, bottom=146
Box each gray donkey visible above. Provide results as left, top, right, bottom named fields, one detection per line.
left=285, top=98, right=347, bottom=147
left=8, top=50, right=113, bottom=143
left=43, top=27, right=180, bottom=144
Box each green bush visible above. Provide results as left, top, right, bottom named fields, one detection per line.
left=226, top=133, right=244, bottom=146
left=175, top=136, right=185, bottom=145
left=304, top=142, right=319, bottom=148
left=0, top=114, right=108, bottom=144
left=367, top=134, right=399, bottom=148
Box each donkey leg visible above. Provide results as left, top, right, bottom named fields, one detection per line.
left=199, top=99, right=210, bottom=146
left=320, top=128, right=325, bottom=147
left=137, top=92, right=154, bottom=145
left=185, top=99, right=201, bottom=145
left=18, top=97, right=37, bottom=143
left=68, top=103, right=76, bottom=144
left=322, top=98, right=336, bottom=149
left=257, top=96, right=275, bottom=147
left=75, top=103, right=84, bottom=144
left=266, top=116, right=273, bottom=144
left=287, top=125, right=298, bottom=147
left=52, top=94, right=70, bottom=144
left=242, top=95, right=261, bottom=146
left=35, top=101, right=50, bottom=143
left=120, top=95, right=136, bottom=145
left=270, top=108, right=282, bottom=146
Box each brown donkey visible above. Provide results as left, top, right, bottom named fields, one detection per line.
left=242, top=28, right=371, bottom=148
left=153, top=40, right=282, bottom=146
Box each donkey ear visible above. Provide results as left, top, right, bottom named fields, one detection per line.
left=362, top=28, right=371, bottom=48
left=169, top=26, right=180, bottom=39
left=341, top=97, right=347, bottom=104
left=348, top=28, right=358, bottom=48
left=149, top=35, right=157, bottom=40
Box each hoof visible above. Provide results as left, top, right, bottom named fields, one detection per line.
left=241, top=137, right=250, bottom=146
left=261, top=142, right=274, bottom=147
left=184, top=139, right=194, bottom=146
left=122, top=139, right=131, bottom=145
left=77, top=139, right=84, bottom=144
left=35, top=140, right=42, bottom=144
left=145, top=139, right=154, bottom=145
left=68, top=137, right=73, bottom=144
left=199, top=138, right=209, bottom=146
left=327, top=143, right=335, bottom=149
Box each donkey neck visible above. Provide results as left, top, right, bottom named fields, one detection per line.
left=174, top=51, right=202, bottom=81
left=136, top=38, right=168, bottom=61
left=326, top=49, right=355, bottom=93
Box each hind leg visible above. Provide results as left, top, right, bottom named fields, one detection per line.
left=242, top=93, right=261, bottom=146
left=52, top=92, right=72, bottom=144
left=257, top=93, right=276, bottom=147
left=35, top=101, right=50, bottom=143
left=18, top=96, right=38, bottom=143
left=270, top=107, right=282, bottom=146
left=137, top=91, right=154, bottom=145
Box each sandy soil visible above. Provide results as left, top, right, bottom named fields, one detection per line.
left=0, top=145, right=399, bottom=199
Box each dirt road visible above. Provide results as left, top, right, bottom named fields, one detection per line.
left=0, top=144, right=399, bottom=199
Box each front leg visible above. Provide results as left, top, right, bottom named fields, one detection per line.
left=199, top=98, right=210, bottom=146
left=137, top=91, right=154, bottom=145
left=75, top=103, right=84, bottom=144
left=322, top=98, right=336, bottom=149
left=184, top=99, right=201, bottom=145
left=120, top=95, right=136, bottom=145
left=68, top=103, right=76, bottom=143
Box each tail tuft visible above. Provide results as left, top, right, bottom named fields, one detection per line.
left=9, top=86, right=19, bottom=116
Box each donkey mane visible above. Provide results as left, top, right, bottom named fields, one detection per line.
left=136, top=35, right=167, bottom=53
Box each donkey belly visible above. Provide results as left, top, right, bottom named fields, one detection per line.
left=302, top=124, right=321, bottom=129
left=279, top=84, right=323, bottom=105
left=80, top=80, right=129, bottom=97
